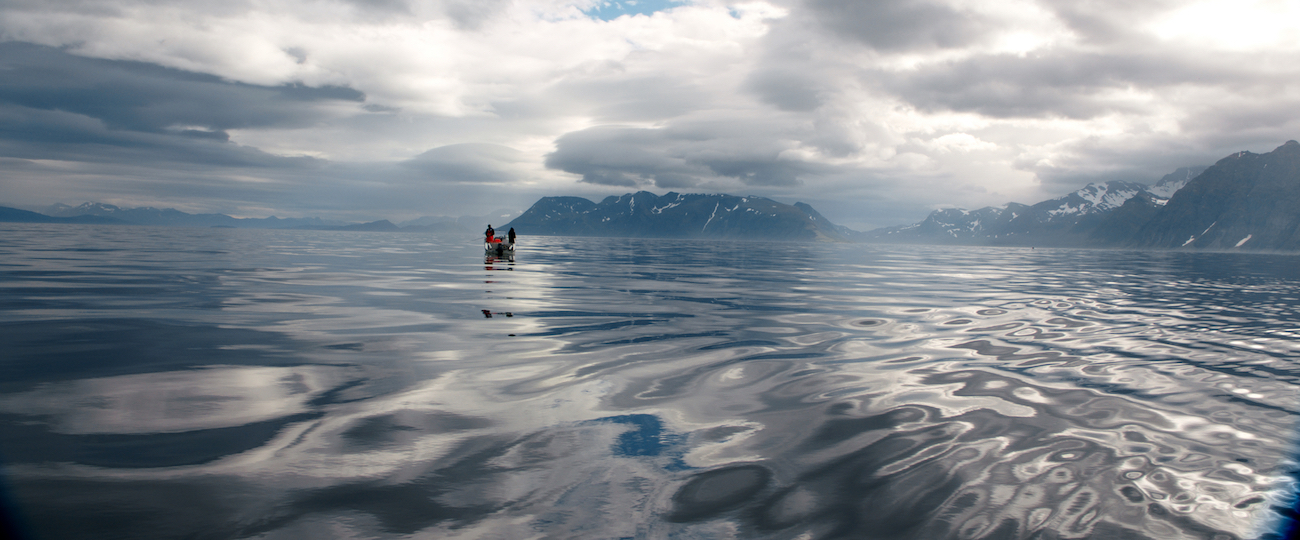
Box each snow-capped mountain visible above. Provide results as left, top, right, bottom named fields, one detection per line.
left=505, top=191, right=853, bottom=241
left=866, top=168, right=1211, bottom=246
left=871, top=205, right=1024, bottom=242
left=1043, top=181, right=1147, bottom=216
left=1134, top=142, right=1300, bottom=250
left=42, top=202, right=127, bottom=217
left=1147, top=166, right=1207, bottom=200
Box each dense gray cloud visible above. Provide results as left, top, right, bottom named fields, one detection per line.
left=401, top=143, right=528, bottom=184
left=1, top=0, right=1298, bottom=230
left=546, top=127, right=673, bottom=187
left=872, top=44, right=1296, bottom=122
left=0, top=105, right=315, bottom=169
left=0, top=42, right=363, bottom=161
left=805, top=0, right=994, bottom=51
left=0, top=41, right=538, bottom=219
left=525, top=74, right=712, bottom=124
left=545, top=122, right=825, bottom=189
left=441, top=0, right=512, bottom=29
left=759, top=0, right=1300, bottom=206
left=879, top=50, right=1203, bottom=119
left=1036, top=0, right=1178, bottom=45
left=746, top=70, right=822, bottom=112
left=335, top=0, right=513, bottom=27
left=342, top=0, right=413, bottom=16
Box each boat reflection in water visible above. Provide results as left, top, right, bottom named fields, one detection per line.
left=0, top=227, right=1297, bottom=540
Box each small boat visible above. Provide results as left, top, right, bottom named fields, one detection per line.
left=485, top=239, right=515, bottom=256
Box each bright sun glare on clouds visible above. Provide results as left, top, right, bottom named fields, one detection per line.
left=1149, top=0, right=1300, bottom=50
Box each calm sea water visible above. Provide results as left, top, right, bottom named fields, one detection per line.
left=1, top=223, right=1298, bottom=540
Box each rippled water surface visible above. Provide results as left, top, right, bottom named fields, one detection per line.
left=2, top=224, right=1299, bottom=539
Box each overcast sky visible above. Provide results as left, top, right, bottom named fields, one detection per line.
left=1, top=0, right=1298, bottom=229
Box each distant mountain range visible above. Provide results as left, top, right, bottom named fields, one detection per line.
left=6, top=141, right=1298, bottom=251
left=867, top=167, right=1206, bottom=247
left=0, top=202, right=521, bottom=234
left=0, top=206, right=125, bottom=225
left=504, top=192, right=857, bottom=242
left=504, top=140, right=1300, bottom=251
left=869, top=140, right=1300, bottom=251
left=34, top=202, right=350, bottom=229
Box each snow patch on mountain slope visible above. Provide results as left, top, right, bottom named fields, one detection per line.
left=1148, top=166, right=1206, bottom=199
left=1048, top=183, right=1143, bottom=217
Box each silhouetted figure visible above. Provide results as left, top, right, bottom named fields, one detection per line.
left=507, top=227, right=516, bottom=244
left=485, top=224, right=495, bottom=242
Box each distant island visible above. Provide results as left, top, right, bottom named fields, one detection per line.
left=503, top=192, right=857, bottom=242
left=4, top=141, right=1298, bottom=251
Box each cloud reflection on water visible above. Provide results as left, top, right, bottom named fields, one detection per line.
left=0, top=225, right=1297, bottom=539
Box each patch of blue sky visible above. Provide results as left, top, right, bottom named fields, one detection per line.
left=583, top=0, right=688, bottom=21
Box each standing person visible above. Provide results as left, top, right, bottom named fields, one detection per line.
left=507, top=227, right=516, bottom=245
left=484, top=224, right=495, bottom=242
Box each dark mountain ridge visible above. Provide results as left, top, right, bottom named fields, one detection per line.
left=867, top=142, right=1300, bottom=251
left=1132, top=141, right=1300, bottom=250
left=505, top=192, right=854, bottom=241
left=867, top=174, right=1203, bottom=247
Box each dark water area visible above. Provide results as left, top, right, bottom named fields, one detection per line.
left=1, top=223, right=1298, bottom=539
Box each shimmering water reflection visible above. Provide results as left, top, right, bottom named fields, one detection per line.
left=1, top=224, right=1297, bottom=539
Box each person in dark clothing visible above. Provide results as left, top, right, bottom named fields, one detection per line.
left=485, top=225, right=495, bottom=242
left=507, top=228, right=516, bottom=244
